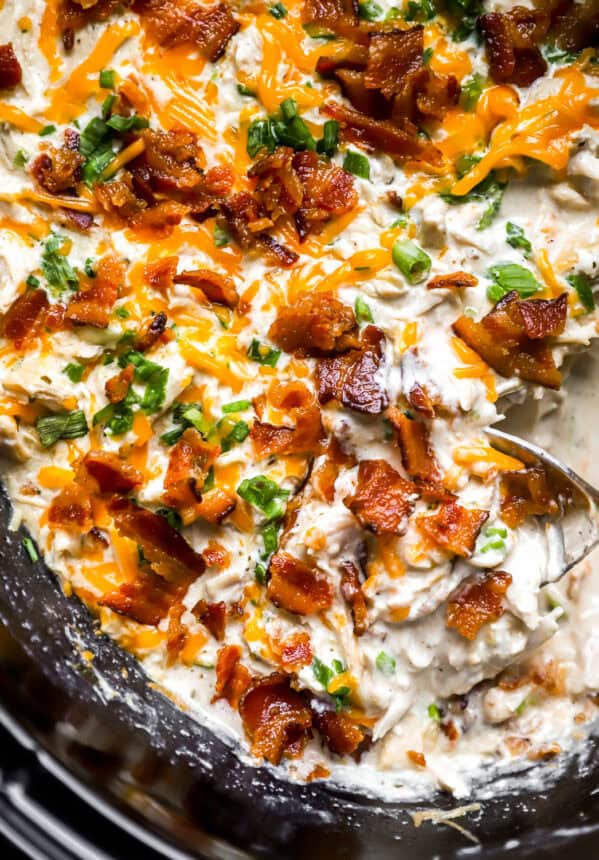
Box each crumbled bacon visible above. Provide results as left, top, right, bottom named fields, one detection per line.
left=213, top=645, right=252, bottom=707
left=427, top=272, right=478, bottom=290
left=269, top=291, right=358, bottom=357
left=130, top=129, right=204, bottom=195
left=480, top=8, right=549, bottom=87
left=250, top=380, right=324, bottom=459
left=500, top=466, right=560, bottom=529
left=363, top=27, right=424, bottom=100
left=31, top=144, right=84, bottom=195
left=550, top=0, right=599, bottom=52
left=108, top=496, right=205, bottom=582
left=2, top=288, right=49, bottom=349
left=417, top=501, right=489, bottom=558
left=278, top=632, right=313, bottom=671
left=144, top=256, right=178, bottom=293
left=173, top=268, right=238, bottom=308
left=48, top=483, right=93, bottom=533
left=135, top=311, right=168, bottom=352
left=345, top=459, right=416, bottom=535
left=94, top=176, right=188, bottom=235
left=0, top=43, right=22, bottom=89
left=219, top=192, right=299, bottom=267
left=239, top=674, right=312, bottom=765
left=453, top=291, right=567, bottom=390
left=66, top=256, right=125, bottom=328
left=201, top=540, right=230, bottom=568
left=267, top=552, right=333, bottom=615
left=340, top=560, right=368, bottom=635
left=317, top=324, right=389, bottom=414
left=447, top=570, right=513, bottom=640
left=407, top=750, right=426, bottom=767
left=407, top=382, right=436, bottom=419
left=99, top=570, right=185, bottom=626
left=196, top=488, right=237, bottom=524
left=302, top=0, right=358, bottom=32
left=387, top=407, right=441, bottom=483
left=166, top=602, right=187, bottom=665
left=82, top=450, right=142, bottom=495
left=311, top=703, right=364, bottom=756
left=58, top=0, right=126, bottom=49
left=163, top=427, right=217, bottom=511
left=105, top=364, right=134, bottom=404
left=134, top=0, right=239, bottom=61
left=192, top=598, right=226, bottom=641
left=61, top=208, right=94, bottom=232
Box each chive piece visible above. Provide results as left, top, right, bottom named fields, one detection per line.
left=247, top=117, right=279, bottom=157
left=204, top=465, right=215, bottom=491
left=23, top=537, right=39, bottom=563
left=506, top=222, right=532, bottom=258
left=115, top=306, right=130, bottom=319
left=392, top=238, right=431, bottom=284
left=237, top=475, right=290, bottom=521
left=375, top=651, right=396, bottom=675
left=461, top=73, right=485, bottom=111
left=354, top=295, right=373, bottom=324
left=343, top=149, right=370, bottom=179
left=213, top=224, right=230, bottom=247
left=422, top=47, right=433, bottom=65
left=156, top=507, right=183, bottom=531
left=93, top=402, right=134, bottom=436
left=220, top=420, right=250, bottom=452
left=84, top=257, right=96, bottom=277
left=487, top=262, right=541, bottom=303
left=237, top=83, right=256, bottom=97
left=80, top=117, right=111, bottom=157
left=38, top=124, right=56, bottom=137
left=99, top=69, right=116, bottom=89
left=180, top=405, right=212, bottom=437
left=427, top=703, right=442, bottom=722
left=316, top=119, right=339, bottom=157
left=312, top=656, right=334, bottom=689
left=567, top=272, right=595, bottom=313
left=404, top=0, right=437, bottom=21
left=102, top=93, right=117, bottom=119
left=106, top=114, right=149, bottom=132
left=222, top=399, right=252, bottom=414
left=36, top=410, right=88, bottom=448
left=13, top=149, right=28, bottom=168
left=26, top=274, right=40, bottom=288
left=261, top=520, right=280, bottom=557
left=247, top=338, right=281, bottom=367
left=484, top=525, right=507, bottom=539
left=358, top=0, right=383, bottom=20
left=41, top=234, right=79, bottom=293
left=255, top=563, right=267, bottom=585
left=280, top=97, right=297, bottom=121
left=269, top=1, right=287, bottom=17
left=63, top=362, right=84, bottom=383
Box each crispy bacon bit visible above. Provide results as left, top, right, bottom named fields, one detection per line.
left=267, top=552, right=333, bottom=616
left=66, top=256, right=124, bottom=328
left=192, top=599, right=226, bottom=641
left=131, top=129, right=203, bottom=195
left=387, top=407, right=440, bottom=483
left=480, top=9, right=549, bottom=87
left=173, top=268, right=238, bottom=308
left=144, top=256, right=178, bottom=292
left=100, top=570, right=185, bottom=626
left=345, top=459, right=416, bottom=535
left=407, top=382, right=436, bottom=419
left=551, top=0, right=599, bottom=52
left=0, top=44, right=22, bottom=89
left=302, top=0, right=358, bottom=31
left=196, top=488, right=237, bottom=524
left=269, top=291, right=358, bottom=357
left=340, top=561, right=368, bottom=635
left=2, top=288, right=49, bottom=349
left=364, top=28, right=424, bottom=100
left=312, top=436, right=356, bottom=503
left=220, top=192, right=299, bottom=267
left=163, top=428, right=217, bottom=511
left=58, top=0, right=126, bottom=49
left=108, top=496, right=205, bottom=582
left=105, top=364, right=134, bottom=404
left=312, top=705, right=364, bottom=756
left=31, top=144, right=84, bottom=195
left=317, top=325, right=389, bottom=414
left=250, top=380, right=324, bottom=459
left=61, top=208, right=94, bottom=232
left=134, top=0, right=239, bottom=61
left=239, top=674, right=312, bottom=765
left=166, top=602, right=187, bottom=664
left=407, top=750, right=426, bottom=767
left=427, top=271, right=478, bottom=290
left=500, top=466, right=560, bottom=529
left=279, top=632, right=313, bottom=671
left=213, top=644, right=251, bottom=707
left=447, top=570, right=513, bottom=640
left=453, top=291, right=567, bottom=390
left=201, top=539, right=230, bottom=568
left=48, top=483, right=93, bottom=533
left=82, top=450, right=142, bottom=495
left=135, top=311, right=167, bottom=352
left=94, top=176, right=188, bottom=235
left=417, top=501, right=489, bottom=558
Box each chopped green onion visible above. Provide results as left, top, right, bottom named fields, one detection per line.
left=480, top=539, right=505, bottom=553
left=204, top=465, right=215, bottom=491
left=427, top=703, right=442, bottom=722
left=422, top=47, right=434, bottom=65
left=36, top=410, right=88, bottom=448
left=220, top=419, right=249, bottom=452
left=404, top=0, right=437, bottom=21
left=312, top=656, right=334, bottom=688
left=269, top=1, right=287, bottom=17
left=114, top=306, right=130, bottom=319
left=213, top=223, right=231, bottom=247
left=99, top=69, right=116, bottom=89
left=93, top=402, right=134, bottom=436
left=156, top=507, right=183, bottom=531
left=247, top=338, right=281, bottom=367
left=40, top=235, right=79, bottom=294
left=376, top=651, right=396, bottom=675
left=487, top=262, right=541, bottom=303
left=358, top=0, right=383, bottom=20
left=261, top=520, right=281, bottom=557
left=181, top=405, right=212, bottom=437
left=84, top=257, right=97, bottom=277
left=567, top=272, right=595, bottom=313
left=354, top=295, right=374, bottom=324
left=23, top=537, right=39, bottom=563
left=255, top=563, right=267, bottom=585
left=506, top=222, right=532, bottom=258
left=80, top=117, right=111, bottom=158
left=63, top=362, right=84, bottom=383
left=237, top=475, right=290, bottom=521
left=237, top=83, right=256, bottom=97
left=484, top=525, right=507, bottom=539
left=392, top=238, right=431, bottom=284
left=343, top=149, right=370, bottom=179
left=101, top=93, right=117, bottom=119
left=106, top=114, right=150, bottom=132
left=460, top=73, right=485, bottom=111
left=39, top=124, right=56, bottom=137
left=317, top=119, right=339, bottom=157
left=280, top=97, right=297, bottom=121
left=26, top=274, right=40, bottom=288
left=222, top=399, right=252, bottom=414
left=13, top=149, right=28, bottom=168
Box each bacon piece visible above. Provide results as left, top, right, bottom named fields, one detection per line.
left=302, top=0, right=358, bottom=31
left=267, top=552, right=333, bottom=615
left=166, top=602, right=187, bottom=665
left=407, top=750, right=426, bottom=767
left=134, top=0, right=239, bottom=61
left=173, top=268, right=238, bottom=308
left=239, top=674, right=312, bottom=765
left=220, top=192, right=299, bottom=267
left=48, top=483, right=93, bottom=533
left=316, top=44, right=369, bottom=78
left=58, top=0, right=125, bottom=48
left=322, top=102, right=442, bottom=163
left=447, top=570, right=513, bottom=640
left=201, top=539, right=230, bottom=568
left=82, top=450, right=142, bottom=494
left=163, top=427, right=217, bottom=511
left=213, top=644, right=251, bottom=707
left=480, top=9, right=549, bottom=87
left=279, top=632, right=313, bottom=671
left=453, top=291, right=566, bottom=390
left=345, top=459, right=416, bottom=535
left=417, top=501, right=489, bottom=558
left=94, top=176, right=188, bottom=234
left=61, top=208, right=94, bottom=232
left=392, top=66, right=460, bottom=123
left=387, top=407, right=440, bottom=482
left=500, top=466, right=559, bottom=529
left=250, top=381, right=324, bottom=458
left=364, top=27, right=423, bottom=100
left=134, top=311, right=168, bottom=352
left=105, top=364, right=134, bottom=404
left=427, top=271, right=478, bottom=290
left=340, top=560, right=368, bottom=635
left=312, top=436, right=356, bottom=503
left=192, top=598, right=226, bottom=641
left=312, top=704, right=364, bottom=756
left=407, top=382, right=436, bottom=419
left=196, top=488, right=237, bottom=524
left=317, top=324, right=389, bottom=414
left=31, top=145, right=83, bottom=194
left=550, top=0, right=599, bottom=52
left=0, top=43, right=22, bottom=89
left=108, top=496, right=205, bottom=582
left=99, top=570, right=185, bottom=626
left=2, top=288, right=49, bottom=349
left=269, top=290, right=358, bottom=357
left=66, top=256, right=125, bottom=328
left=130, top=129, right=204, bottom=195
left=144, top=256, right=178, bottom=292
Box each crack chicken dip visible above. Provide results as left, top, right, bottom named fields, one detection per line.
left=1, top=0, right=599, bottom=799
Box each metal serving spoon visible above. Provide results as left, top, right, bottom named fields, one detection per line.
left=486, top=426, right=599, bottom=575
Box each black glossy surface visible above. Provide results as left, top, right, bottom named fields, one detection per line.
left=1, top=485, right=599, bottom=859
